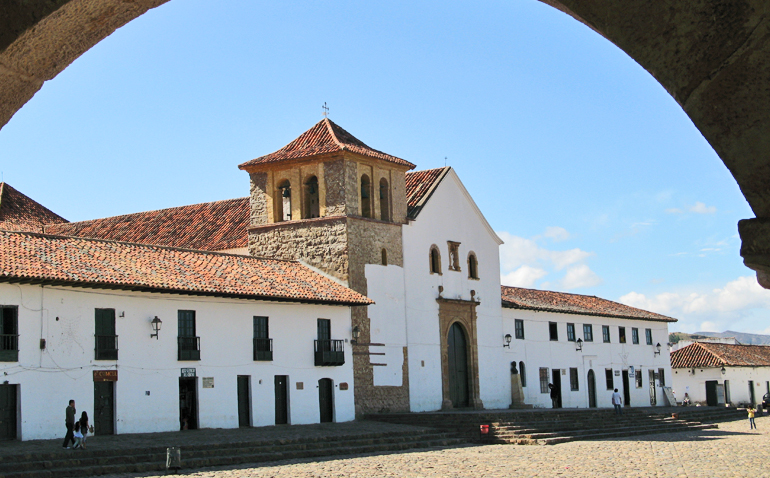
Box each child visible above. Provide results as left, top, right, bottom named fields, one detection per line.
left=749, top=407, right=757, bottom=429
left=72, top=422, right=83, bottom=449
left=79, top=411, right=90, bottom=449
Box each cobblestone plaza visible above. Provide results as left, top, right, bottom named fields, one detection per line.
left=99, top=418, right=767, bottom=478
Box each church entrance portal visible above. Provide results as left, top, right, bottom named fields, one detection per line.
left=438, top=299, right=483, bottom=410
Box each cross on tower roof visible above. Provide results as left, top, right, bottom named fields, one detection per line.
left=322, top=102, right=329, bottom=118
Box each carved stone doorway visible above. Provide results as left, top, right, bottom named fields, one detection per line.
left=438, top=298, right=483, bottom=410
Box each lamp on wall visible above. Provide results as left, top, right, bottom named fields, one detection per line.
left=576, top=338, right=583, bottom=352
left=150, top=316, right=162, bottom=339
left=654, top=343, right=661, bottom=356
left=351, top=326, right=361, bottom=345
left=503, top=334, right=512, bottom=348
left=721, top=365, right=726, bottom=375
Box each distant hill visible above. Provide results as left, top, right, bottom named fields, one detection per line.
left=669, top=330, right=770, bottom=345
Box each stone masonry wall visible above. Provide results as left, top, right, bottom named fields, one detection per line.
left=323, top=159, right=347, bottom=217
left=249, top=172, right=269, bottom=225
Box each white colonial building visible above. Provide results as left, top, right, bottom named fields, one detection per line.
left=670, top=342, right=770, bottom=406
left=0, top=119, right=679, bottom=440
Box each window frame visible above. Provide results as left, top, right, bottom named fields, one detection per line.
left=602, top=325, right=611, bottom=343
left=618, top=326, right=627, bottom=344
left=514, top=319, right=525, bottom=340
left=566, top=323, right=576, bottom=342
left=253, top=316, right=272, bottom=361
left=583, top=324, right=593, bottom=342
left=467, top=252, right=479, bottom=280
left=429, top=245, right=442, bottom=275
left=539, top=367, right=549, bottom=394
left=94, top=308, right=118, bottom=361
left=605, top=369, right=614, bottom=390
left=0, top=305, right=19, bottom=362
left=632, top=327, right=639, bottom=344
left=570, top=367, right=579, bottom=391
left=658, top=368, right=666, bottom=387
left=549, top=322, right=558, bottom=341
left=519, top=361, right=527, bottom=387
left=645, top=328, right=653, bottom=345
left=636, top=369, right=643, bottom=388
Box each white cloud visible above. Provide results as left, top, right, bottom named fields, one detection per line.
left=501, top=266, right=548, bottom=288
left=665, top=208, right=683, bottom=214
left=690, top=202, right=717, bottom=214
left=497, top=229, right=600, bottom=291
left=542, top=226, right=570, bottom=242
left=559, top=264, right=603, bottom=289
left=619, top=276, right=770, bottom=332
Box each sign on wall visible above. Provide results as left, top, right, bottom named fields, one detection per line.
left=181, top=368, right=196, bottom=377
left=202, top=377, right=214, bottom=389
left=93, top=370, right=118, bottom=382
left=629, top=366, right=635, bottom=378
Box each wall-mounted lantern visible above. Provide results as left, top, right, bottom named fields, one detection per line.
left=351, top=326, right=361, bottom=345
left=150, top=316, right=162, bottom=340
left=654, top=343, right=661, bottom=356
left=576, top=338, right=583, bottom=352
left=503, top=334, right=512, bottom=348
left=721, top=365, right=726, bottom=375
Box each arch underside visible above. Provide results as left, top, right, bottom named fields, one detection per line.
left=3, top=0, right=770, bottom=285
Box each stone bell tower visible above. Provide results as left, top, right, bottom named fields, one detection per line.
left=238, top=118, right=416, bottom=415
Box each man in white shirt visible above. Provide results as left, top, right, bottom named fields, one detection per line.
left=612, top=388, right=623, bottom=416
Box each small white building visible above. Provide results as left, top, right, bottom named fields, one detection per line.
left=0, top=224, right=369, bottom=440
left=670, top=342, right=770, bottom=406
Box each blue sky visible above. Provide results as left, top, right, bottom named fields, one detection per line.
left=1, top=0, right=767, bottom=334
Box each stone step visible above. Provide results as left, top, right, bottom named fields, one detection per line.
left=2, top=432, right=467, bottom=478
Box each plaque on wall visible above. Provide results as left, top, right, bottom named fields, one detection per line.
left=339, top=382, right=349, bottom=391
left=202, top=377, right=214, bottom=388
left=181, top=368, right=196, bottom=377
left=93, top=370, right=118, bottom=382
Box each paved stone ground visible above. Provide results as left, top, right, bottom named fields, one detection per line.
left=93, top=416, right=768, bottom=478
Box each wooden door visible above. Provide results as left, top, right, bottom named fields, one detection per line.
left=274, top=375, right=288, bottom=425
left=178, top=377, right=198, bottom=430
left=0, top=384, right=17, bottom=440
left=318, top=378, right=333, bottom=423
left=587, top=370, right=597, bottom=408
left=551, top=369, right=562, bottom=408
left=622, top=370, right=631, bottom=407
left=706, top=380, right=718, bottom=406
left=93, top=381, right=114, bottom=435
left=447, top=323, right=469, bottom=408
left=237, top=376, right=250, bottom=427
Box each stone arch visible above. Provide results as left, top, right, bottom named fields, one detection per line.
left=467, top=251, right=479, bottom=280
left=429, top=244, right=441, bottom=274
left=3, top=1, right=770, bottom=284
left=379, top=177, right=390, bottom=222
left=303, top=175, right=320, bottom=219
left=276, top=179, right=291, bottom=222
left=360, top=174, right=372, bottom=218
left=437, top=299, right=482, bottom=410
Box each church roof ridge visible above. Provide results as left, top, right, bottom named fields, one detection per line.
left=238, top=118, right=416, bottom=170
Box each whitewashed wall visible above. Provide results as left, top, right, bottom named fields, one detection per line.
left=501, top=308, right=673, bottom=409
left=364, top=263, right=407, bottom=386
left=671, top=365, right=770, bottom=406
left=400, top=170, right=506, bottom=411
left=0, top=283, right=354, bottom=440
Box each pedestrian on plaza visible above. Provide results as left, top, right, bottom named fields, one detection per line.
left=72, top=422, right=83, bottom=449
left=748, top=406, right=757, bottom=429
left=62, top=399, right=76, bottom=449
left=79, top=411, right=91, bottom=449
left=548, top=383, right=558, bottom=409
left=611, top=388, right=623, bottom=416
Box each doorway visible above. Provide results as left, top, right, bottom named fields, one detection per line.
left=318, top=378, right=334, bottom=423
left=93, top=381, right=115, bottom=435
left=749, top=381, right=756, bottom=405
left=705, top=380, right=718, bottom=406
left=179, top=377, right=198, bottom=430
left=274, top=375, right=288, bottom=425
left=237, top=375, right=250, bottom=427
left=0, top=384, right=17, bottom=440
left=550, top=369, right=562, bottom=408
left=724, top=380, right=731, bottom=404
left=622, top=370, right=631, bottom=407
left=587, top=370, right=597, bottom=408
left=447, top=323, right=469, bottom=408
left=648, top=369, right=657, bottom=405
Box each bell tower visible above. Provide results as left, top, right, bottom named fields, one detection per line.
left=238, top=118, right=416, bottom=415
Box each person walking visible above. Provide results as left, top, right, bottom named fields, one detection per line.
left=611, top=388, right=623, bottom=416
left=62, top=399, right=76, bottom=449
left=79, top=411, right=90, bottom=449
left=749, top=406, right=757, bottom=429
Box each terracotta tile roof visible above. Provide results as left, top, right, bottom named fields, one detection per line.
left=500, top=285, right=677, bottom=322
left=0, top=230, right=372, bottom=305
left=46, top=198, right=249, bottom=251
left=671, top=342, right=770, bottom=368
left=239, top=118, right=416, bottom=170
left=0, top=183, right=67, bottom=233
left=404, top=167, right=450, bottom=219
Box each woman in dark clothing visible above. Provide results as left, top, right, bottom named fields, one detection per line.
left=79, top=412, right=90, bottom=449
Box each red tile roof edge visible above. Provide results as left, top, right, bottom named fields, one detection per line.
left=501, top=285, right=677, bottom=323
left=671, top=342, right=770, bottom=368
left=0, top=230, right=372, bottom=306
left=405, top=167, right=450, bottom=220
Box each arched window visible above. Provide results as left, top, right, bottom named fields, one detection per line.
left=381, top=248, right=387, bottom=266
left=429, top=245, right=441, bottom=274
left=379, top=178, right=390, bottom=221
left=468, top=252, right=479, bottom=279
left=277, top=179, right=291, bottom=222
left=360, top=174, right=372, bottom=218
left=303, top=176, right=320, bottom=219
left=519, top=361, right=527, bottom=387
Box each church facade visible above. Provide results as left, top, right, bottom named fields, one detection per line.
left=0, top=119, right=678, bottom=440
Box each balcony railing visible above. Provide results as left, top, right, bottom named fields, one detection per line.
left=314, top=339, right=345, bottom=366
left=253, top=338, right=273, bottom=361
left=0, top=334, right=18, bottom=362
left=94, top=335, right=118, bottom=360
left=178, top=336, right=201, bottom=361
